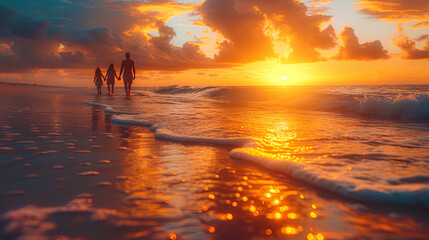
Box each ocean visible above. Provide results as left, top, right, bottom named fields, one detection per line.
left=0, top=84, right=428, bottom=239
left=83, top=85, right=429, bottom=207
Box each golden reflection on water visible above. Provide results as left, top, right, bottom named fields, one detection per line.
left=242, top=122, right=314, bottom=162
left=203, top=177, right=326, bottom=239
left=107, top=116, right=329, bottom=239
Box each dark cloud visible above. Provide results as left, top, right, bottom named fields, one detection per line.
left=198, top=0, right=337, bottom=63
left=394, top=25, right=429, bottom=60
left=0, top=0, right=211, bottom=72
left=356, top=0, right=429, bottom=28
left=333, top=26, right=389, bottom=60
left=7, top=16, right=49, bottom=39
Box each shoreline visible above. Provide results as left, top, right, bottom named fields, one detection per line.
left=0, top=81, right=64, bottom=88
left=2, top=80, right=429, bottom=89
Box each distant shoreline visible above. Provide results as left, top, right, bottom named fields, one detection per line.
left=0, top=81, right=63, bottom=88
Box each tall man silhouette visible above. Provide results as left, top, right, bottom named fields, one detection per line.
left=119, top=52, right=135, bottom=96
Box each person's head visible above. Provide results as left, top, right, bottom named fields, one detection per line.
left=108, top=63, right=115, bottom=71
left=125, top=52, right=130, bottom=59
left=95, top=66, right=101, bottom=74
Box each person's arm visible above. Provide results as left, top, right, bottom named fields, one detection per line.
left=94, top=74, right=96, bottom=83
left=119, top=62, right=124, bottom=79
left=132, top=61, right=136, bottom=80
left=101, top=73, right=105, bottom=81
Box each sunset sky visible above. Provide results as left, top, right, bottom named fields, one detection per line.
left=0, top=0, right=428, bottom=86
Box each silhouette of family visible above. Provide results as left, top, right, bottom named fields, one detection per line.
left=94, top=52, right=136, bottom=96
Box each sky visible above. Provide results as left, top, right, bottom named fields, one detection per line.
left=0, top=0, right=428, bottom=86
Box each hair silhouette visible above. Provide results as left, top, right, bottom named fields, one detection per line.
left=108, top=63, right=115, bottom=71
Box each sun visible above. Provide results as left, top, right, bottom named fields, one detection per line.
left=281, top=76, right=287, bottom=81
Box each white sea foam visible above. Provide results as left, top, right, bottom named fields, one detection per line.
left=111, top=115, right=152, bottom=126
left=230, top=148, right=429, bottom=208
left=152, top=124, right=254, bottom=147
left=82, top=101, right=128, bottom=114
left=111, top=115, right=254, bottom=147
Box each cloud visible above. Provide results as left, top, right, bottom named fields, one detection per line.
left=356, top=0, right=429, bottom=28
left=407, top=21, right=429, bottom=29
left=393, top=25, right=429, bottom=60
left=0, top=0, right=211, bottom=72
left=308, top=0, right=334, bottom=7
left=334, top=26, right=389, bottom=60
left=306, top=0, right=334, bottom=14
left=0, top=0, right=404, bottom=73
left=198, top=0, right=337, bottom=64
left=415, top=34, right=429, bottom=42
left=197, top=0, right=276, bottom=63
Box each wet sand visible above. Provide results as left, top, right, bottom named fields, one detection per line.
left=0, top=83, right=428, bottom=240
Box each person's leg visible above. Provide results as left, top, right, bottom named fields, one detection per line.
left=128, top=83, right=131, bottom=95
left=111, top=84, right=114, bottom=94
left=124, top=82, right=128, bottom=95
left=107, top=84, right=111, bottom=94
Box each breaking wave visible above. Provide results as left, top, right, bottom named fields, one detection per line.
left=152, top=86, right=429, bottom=120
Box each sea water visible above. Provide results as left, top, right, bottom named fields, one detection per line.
left=1, top=84, right=429, bottom=239
left=80, top=85, right=429, bottom=208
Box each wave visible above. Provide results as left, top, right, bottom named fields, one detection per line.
left=82, top=101, right=129, bottom=114
left=230, top=149, right=429, bottom=208
left=111, top=115, right=255, bottom=147
left=302, top=94, right=429, bottom=120
left=153, top=85, right=218, bottom=96
left=84, top=101, right=429, bottom=208
left=151, top=86, right=429, bottom=120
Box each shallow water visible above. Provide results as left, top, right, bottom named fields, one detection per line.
left=82, top=85, right=429, bottom=207
left=0, top=84, right=428, bottom=240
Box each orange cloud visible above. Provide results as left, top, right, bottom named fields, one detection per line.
left=334, top=26, right=389, bottom=60
left=356, top=0, right=429, bottom=28
left=307, top=0, right=334, bottom=14
left=393, top=25, right=429, bottom=59
left=407, top=21, right=429, bottom=29
left=198, top=0, right=337, bottom=64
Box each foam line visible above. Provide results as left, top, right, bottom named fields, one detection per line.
left=152, top=125, right=254, bottom=147
left=111, top=115, right=153, bottom=126
left=110, top=115, right=254, bottom=147
left=230, top=148, right=429, bottom=208
left=82, top=101, right=128, bottom=114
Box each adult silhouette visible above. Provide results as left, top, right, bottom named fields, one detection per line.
left=119, top=52, right=135, bottom=96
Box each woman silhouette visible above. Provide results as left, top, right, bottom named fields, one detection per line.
left=105, top=63, right=120, bottom=95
